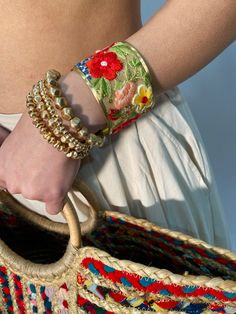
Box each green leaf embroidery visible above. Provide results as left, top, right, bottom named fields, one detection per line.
left=101, top=78, right=107, bottom=96
left=111, top=43, right=137, bottom=57
left=125, top=66, right=132, bottom=81
left=140, top=67, right=146, bottom=77
left=105, top=79, right=112, bottom=98
left=92, top=78, right=101, bottom=88
left=144, top=74, right=150, bottom=86
left=128, top=58, right=142, bottom=68
left=114, top=80, right=124, bottom=91
left=91, top=78, right=103, bottom=99
left=132, top=68, right=142, bottom=81
left=131, top=66, right=150, bottom=83
left=109, top=46, right=127, bottom=59
left=91, top=78, right=112, bottom=98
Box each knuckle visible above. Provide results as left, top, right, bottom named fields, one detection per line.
left=6, top=183, right=19, bottom=195
left=21, top=187, right=38, bottom=200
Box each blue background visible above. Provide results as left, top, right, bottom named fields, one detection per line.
left=141, top=0, right=236, bottom=251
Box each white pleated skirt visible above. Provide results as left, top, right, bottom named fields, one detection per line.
left=0, top=86, right=231, bottom=250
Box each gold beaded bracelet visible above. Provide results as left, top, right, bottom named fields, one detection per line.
left=44, top=69, right=105, bottom=147
left=33, top=80, right=91, bottom=155
left=42, top=71, right=105, bottom=148
left=26, top=69, right=106, bottom=159
left=26, top=92, right=89, bottom=159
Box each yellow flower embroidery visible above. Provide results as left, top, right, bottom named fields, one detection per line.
left=132, top=84, right=153, bottom=113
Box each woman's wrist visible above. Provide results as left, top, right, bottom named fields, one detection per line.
left=57, top=71, right=107, bottom=135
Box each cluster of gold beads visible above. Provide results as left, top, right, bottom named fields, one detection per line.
left=26, top=69, right=106, bottom=159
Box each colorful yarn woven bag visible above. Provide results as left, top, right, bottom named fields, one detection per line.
left=0, top=180, right=236, bottom=313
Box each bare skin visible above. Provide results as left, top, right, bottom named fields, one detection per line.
left=0, top=0, right=142, bottom=114
left=0, top=0, right=235, bottom=214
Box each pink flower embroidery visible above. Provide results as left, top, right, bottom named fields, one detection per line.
left=114, top=82, right=137, bottom=110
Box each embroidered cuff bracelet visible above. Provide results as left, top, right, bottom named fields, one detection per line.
left=71, top=41, right=155, bottom=136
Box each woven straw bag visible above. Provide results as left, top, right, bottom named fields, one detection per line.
left=0, top=180, right=236, bottom=314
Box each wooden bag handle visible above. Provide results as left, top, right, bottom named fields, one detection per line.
left=0, top=178, right=102, bottom=237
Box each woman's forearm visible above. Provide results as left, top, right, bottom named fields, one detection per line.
left=59, top=0, right=236, bottom=132
left=127, top=0, right=236, bottom=92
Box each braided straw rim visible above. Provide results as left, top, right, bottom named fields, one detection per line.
left=76, top=209, right=236, bottom=294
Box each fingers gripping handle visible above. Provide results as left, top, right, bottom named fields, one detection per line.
left=0, top=189, right=82, bottom=248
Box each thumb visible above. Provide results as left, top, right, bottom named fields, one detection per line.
left=45, top=197, right=66, bottom=215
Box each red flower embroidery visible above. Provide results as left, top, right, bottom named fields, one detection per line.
left=112, top=114, right=141, bottom=134
left=86, top=51, right=123, bottom=80
left=108, top=108, right=120, bottom=121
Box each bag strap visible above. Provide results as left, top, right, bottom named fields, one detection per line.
left=61, top=193, right=82, bottom=248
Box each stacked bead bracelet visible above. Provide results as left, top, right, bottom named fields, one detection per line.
left=26, top=69, right=106, bottom=160
left=41, top=75, right=105, bottom=147
left=72, top=41, right=155, bottom=136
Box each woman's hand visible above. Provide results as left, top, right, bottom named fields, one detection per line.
left=0, top=71, right=106, bottom=215
left=0, top=109, right=81, bottom=215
